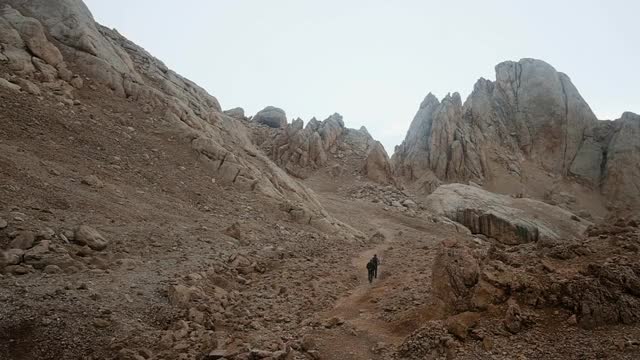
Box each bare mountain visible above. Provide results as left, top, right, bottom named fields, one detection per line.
left=392, top=58, right=640, bottom=215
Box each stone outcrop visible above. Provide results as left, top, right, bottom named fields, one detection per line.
left=256, top=113, right=395, bottom=184
left=600, top=112, right=640, bottom=209
left=223, top=107, right=245, bottom=120
left=425, top=184, right=590, bottom=244
left=364, top=141, right=395, bottom=185
left=392, top=58, right=640, bottom=210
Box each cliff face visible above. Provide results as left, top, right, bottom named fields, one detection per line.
left=392, top=58, right=640, bottom=209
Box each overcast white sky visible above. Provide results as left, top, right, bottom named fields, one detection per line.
left=86, top=0, right=639, bottom=154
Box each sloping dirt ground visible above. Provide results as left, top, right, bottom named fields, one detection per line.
left=0, top=82, right=372, bottom=359
left=303, top=173, right=640, bottom=360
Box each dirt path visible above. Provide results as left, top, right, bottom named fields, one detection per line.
left=313, top=227, right=407, bottom=359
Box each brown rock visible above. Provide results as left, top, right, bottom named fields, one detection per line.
left=432, top=239, right=480, bottom=313
left=504, top=300, right=523, bottom=334
left=224, top=222, right=242, bottom=240
left=74, top=225, right=108, bottom=251
left=301, top=334, right=316, bottom=351
left=81, top=174, right=104, bottom=188
left=9, top=231, right=36, bottom=250
left=445, top=312, right=481, bottom=340
left=364, top=141, right=394, bottom=184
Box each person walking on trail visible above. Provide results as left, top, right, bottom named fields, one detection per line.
left=372, top=254, right=379, bottom=279
left=366, top=259, right=375, bottom=284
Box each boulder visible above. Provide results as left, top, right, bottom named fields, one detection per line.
left=4, top=249, right=24, bottom=265
left=364, top=141, right=394, bottom=184
left=224, top=107, right=245, bottom=120
left=432, top=239, right=480, bottom=313
left=503, top=300, right=523, bottom=334
left=224, top=222, right=242, bottom=240
left=445, top=312, right=481, bottom=340
left=425, top=184, right=590, bottom=244
left=0, top=78, right=21, bottom=92
left=81, top=174, right=104, bottom=188
left=253, top=106, right=287, bottom=128
left=15, top=78, right=41, bottom=94
left=9, top=231, right=35, bottom=250
left=74, top=225, right=108, bottom=251
left=168, top=284, right=205, bottom=308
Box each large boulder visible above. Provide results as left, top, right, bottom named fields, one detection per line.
left=425, top=184, right=590, bottom=244
left=432, top=239, right=480, bottom=313
left=253, top=106, right=287, bottom=128
left=74, top=225, right=108, bottom=251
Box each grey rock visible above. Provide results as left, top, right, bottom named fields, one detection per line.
left=253, top=106, right=287, bottom=128
left=392, top=58, right=640, bottom=209
left=223, top=107, right=245, bottom=120
left=74, top=225, right=108, bottom=251
left=425, top=184, right=590, bottom=244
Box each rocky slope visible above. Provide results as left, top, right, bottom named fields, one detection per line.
left=392, top=58, right=640, bottom=213
left=0, top=0, right=377, bottom=239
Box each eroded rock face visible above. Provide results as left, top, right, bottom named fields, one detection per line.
left=392, top=58, right=640, bottom=210
left=426, top=184, right=590, bottom=244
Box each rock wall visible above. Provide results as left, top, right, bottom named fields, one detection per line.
left=392, top=58, right=640, bottom=209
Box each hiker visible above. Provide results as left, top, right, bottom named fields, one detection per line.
left=366, top=259, right=375, bottom=284
left=371, top=254, right=379, bottom=279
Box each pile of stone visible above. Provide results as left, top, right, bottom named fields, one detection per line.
left=0, top=212, right=110, bottom=276
left=348, top=184, right=420, bottom=212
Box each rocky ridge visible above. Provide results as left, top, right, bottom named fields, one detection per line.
left=249, top=109, right=395, bottom=184
left=392, top=58, right=640, bottom=212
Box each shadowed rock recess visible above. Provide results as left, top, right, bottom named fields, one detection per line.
left=1, top=1, right=640, bottom=359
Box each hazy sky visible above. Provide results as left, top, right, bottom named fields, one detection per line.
left=86, top=0, right=639, bottom=153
